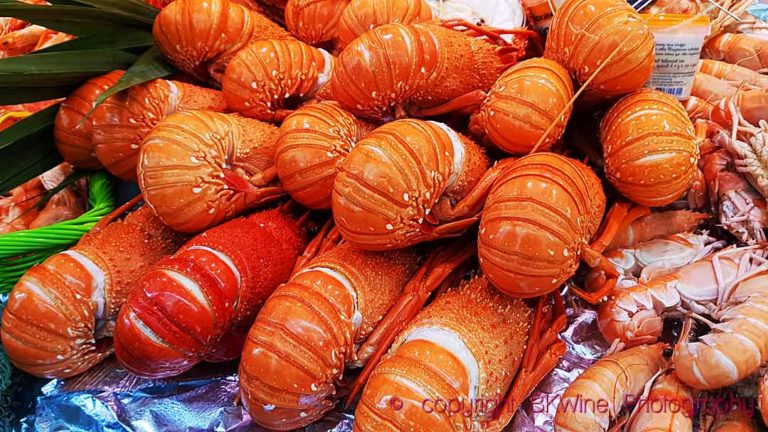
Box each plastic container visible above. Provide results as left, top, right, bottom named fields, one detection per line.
left=644, top=13, right=711, bottom=100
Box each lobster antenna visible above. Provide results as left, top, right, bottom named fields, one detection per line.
left=528, top=22, right=635, bottom=154
left=707, top=0, right=743, bottom=22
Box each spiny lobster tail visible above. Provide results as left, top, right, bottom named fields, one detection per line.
left=354, top=276, right=532, bottom=431
left=0, top=207, right=184, bottom=378
left=337, top=0, right=433, bottom=48
left=93, top=79, right=228, bottom=181
left=284, top=0, right=348, bottom=45
left=114, top=207, right=309, bottom=378
left=239, top=243, right=419, bottom=430
left=53, top=70, right=124, bottom=170
left=153, top=0, right=293, bottom=85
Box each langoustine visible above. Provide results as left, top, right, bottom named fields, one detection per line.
left=152, top=0, right=292, bottom=85
left=624, top=371, right=694, bottom=432
left=138, top=110, right=283, bottom=233
left=239, top=234, right=472, bottom=430
left=354, top=275, right=565, bottom=432
left=92, top=78, right=228, bottom=181
left=113, top=206, right=309, bottom=378
left=330, top=21, right=533, bottom=122
left=275, top=102, right=373, bottom=209
left=554, top=343, right=668, bottom=432
left=0, top=203, right=185, bottom=378
left=703, top=32, right=768, bottom=73
left=332, top=119, right=489, bottom=250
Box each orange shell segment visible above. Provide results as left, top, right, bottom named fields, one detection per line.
left=222, top=39, right=333, bottom=122
left=285, top=0, right=350, bottom=45
left=601, top=88, right=699, bottom=207
left=275, top=103, right=372, bottom=209
left=479, top=153, right=606, bottom=298
left=337, top=0, right=433, bottom=47
left=470, top=58, right=574, bottom=155
left=545, top=0, right=655, bottom=101
left=53, top=70, right=124, bottom=170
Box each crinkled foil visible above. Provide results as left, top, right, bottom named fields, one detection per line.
left=510, top=292, right=609, bottom=431
left=17, top=292, right=602, bottom=432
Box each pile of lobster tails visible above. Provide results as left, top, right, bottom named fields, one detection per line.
left=6, top=0, right=768, bottom=431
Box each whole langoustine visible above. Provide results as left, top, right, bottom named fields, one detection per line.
left=93, top=78, right=228, bottom=181
left=221, top=39, right=334, bottom=123
left=153, top=0, right=292, bottom=85
left=54, top=70, right=124, bottom=170
left=332, top=118, right=489, bottom=250
left=703, top=32, right=768, bottom=73
left=354, top=275, right=565, bottom=432
left=138, top=110, right=283, bottom=233
left=0, top=204, right=185, bottom=378
left=113, top=207, right=309, bottom=378
left=554, top=343, right=667, bottom=432
left=330, top=21, right=533, bottom=122
left=275, top=102, right=373, bottom=209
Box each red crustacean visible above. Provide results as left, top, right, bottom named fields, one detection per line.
left=354, top=275, right=566, bottom=432
left=275, top=102, right=373, bottom=209
left=152, top=0, right=292, bottom=85
left=478, top=152, right=633, bottom=300
left=332, top=118, right=489, bottom=250
left=93, top=78, right=228, bottom=181
left=0, top=203, right=185, bottom=378
left=601, top=88, right=701, bottom=207
left=113, top=206, right=309, bottom=378
left=284, top=0, right=350, bottom=45
left=545, top=0, right=655, bottom=102
left=330, top=21, right=534, bottom=122
left=239, top=229, right=472, bottom=430
left=469, top=57, right=574, bottom=155
left=54, top=70, right=124, bottom=170
left=221, top=39, right=334, bottom=122
left=336, top=0, right=433, bottom=48
left=138, top=110, right=283, bottom=233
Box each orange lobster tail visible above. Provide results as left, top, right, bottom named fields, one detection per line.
left=113, top=207, right=308, bottom=378
left=337, top=0, right=433, bottom=47
left=153, top=0, right=292, bottom=84
left=138, top=110, right=282, bottom=233
left=240, top=243, right=419, bottom=431
left=601, top=89, right=699, bottom=207
left=479, top=153, right=606, bottom=298
left=0, top=206, right=184, bottom=378
left=53, top=70, right=124, bottom=170
left=222, top=39, right=333, bottom=122
left=354, top=276, right=532, bottom=431
left=545, top=0, right=655, bottom=101
left=470, top=58, right=574, bottom=155
left=332, top=119, right=488, bottom=250
left=285, top=0, right=350, bottom=45
left=93, top=79, right=228, bottom=181
left=275, top=103, right=373, bottom=209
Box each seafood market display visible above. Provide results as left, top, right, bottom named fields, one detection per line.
left=6, top=0, right=768, bottom=431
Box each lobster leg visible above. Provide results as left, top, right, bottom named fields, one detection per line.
left=344, top=239, right=476, bottom=407
left=438, top=158, right=519, bottom=222
left=408, top=90, right=486, bottom=118
left=486, top=292, right=567, bottom=431
left=290, top=219, right=341, bottom=276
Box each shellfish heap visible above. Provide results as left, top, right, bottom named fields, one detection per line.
left=4, top=0, right=768, bottom=431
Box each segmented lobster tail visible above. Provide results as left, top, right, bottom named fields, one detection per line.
left=240, top=244, right=419, bottom=431
left=53, top=70, right=124, bottom=170
left=114, top=207, right=309, bottom=378
left=1, top=206, right=184, bottom=378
